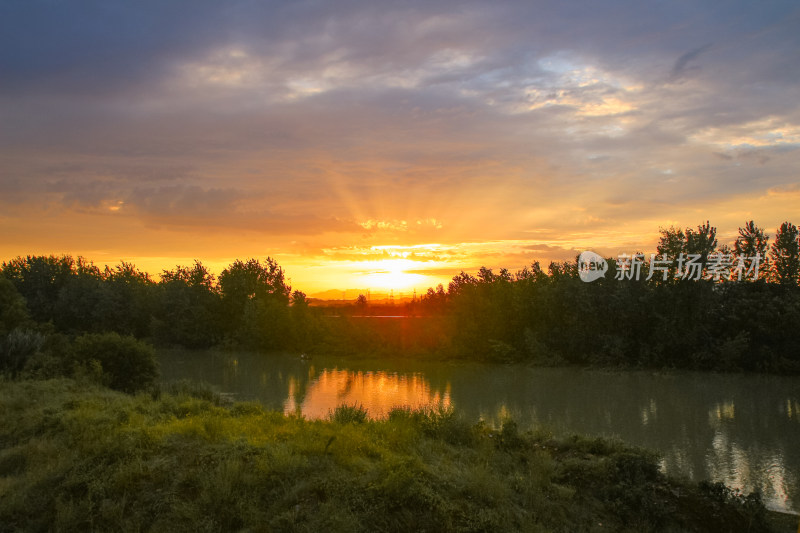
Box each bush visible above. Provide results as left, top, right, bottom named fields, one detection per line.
left=0, top=277, right=31, bottom=336
left=70, top=332, right=158, bottom=393
left=0, top=328, right=45, bottom=377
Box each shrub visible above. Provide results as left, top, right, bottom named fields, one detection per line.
left=0, top=277, right=31, bottom=336
left=70, top=332, right=158, bottom=393
left=1, top=328, right=45, bottom=377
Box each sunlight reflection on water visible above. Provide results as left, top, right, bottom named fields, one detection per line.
left=158, top=350, right=799, bottom=513
left=284, top=368, right=451, bottom=418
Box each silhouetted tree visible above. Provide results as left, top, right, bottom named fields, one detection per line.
left=154, top=261, right=221, bottom=348
left=447, top=271, right=478, bottom=296
left=421, top=284, right=447, bottom=313
left=735, top=220, right=769, bottom=259
left=291, top=290, right=309, bottom=307
left=686, top=221, right=718, bottom=261
left=219, top=258, right=292, bottom=350
left=656, top=226, right=687, bottom=258
left=684, top=221, right=718, bottom=280
left=656, top=222, right=717, bottom=281
left=1, top=255, right=75, bottom=323
left=547, top=260, right=578, bottom=280
left=734, top=221, right=770, bottom=281
left=770, top=222, right=800, bottom=286
left=53, top=258, right=109, bottom=333
left=219, top=258, right=290, bottom=305
left=102, top=262, right=155, bottom=337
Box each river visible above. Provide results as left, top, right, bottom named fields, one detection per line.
left=158, top=349, right=799, bottom=513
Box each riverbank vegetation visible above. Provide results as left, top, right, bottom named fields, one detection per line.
left=0, top=378, right=779, bottom=532
left=1, top=220, right=799, bottom=376
left=0, top=220, right=797, bottom=530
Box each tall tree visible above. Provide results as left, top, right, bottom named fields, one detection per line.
left=770, top=222, right=800, bottom=286
left=54, top=257, right=108, bottom=333
left=155, top=261, right=221, bottom=348
left=1, top=255, right=75, bottom=323
left=655, top=226, right=687, bottom=281
left=102, top=262, right=155, bottom=337
left=656, top=222, right=717, bottom=281
left=218, top=257, right=291, bottom=349
left=447, top=271, right=478, bottom=296
left=735, top=221, right=769, bottom=257
left=734, top=221, right=770, bottom=281
left=161, top=260, right=217, bottom=290
left=219, top=258, right=290, bottom=306
left=686, top=221, right=718, bottom=263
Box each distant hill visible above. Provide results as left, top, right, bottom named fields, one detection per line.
left=308, top=288, right=417, bottom=305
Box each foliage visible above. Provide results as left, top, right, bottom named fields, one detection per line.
left=330, top=403, right=369, bottom=424
left=219, top=257, right=293, bottom=350
left=69, top=332, right=158, bottom=393
left=735, top=220, right=770, bottom=281
left=0, top=328, right=45, bottom=378
left=408, top=220, right=800, bottom=372
left=0, top=277, right=30, bottom=336
left=0, top=379, right=775, bottom=533
left=153, top=261, right=221, bottom=348
left=1, top=220, right=799, bottom=373
left=770, top=221, right=800, bottom=286
left=0, top=255, right=316, bottom=353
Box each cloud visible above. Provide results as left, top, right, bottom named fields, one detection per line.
left=1, top=0, right=798, bottom=290
left=668, top=44, right=712, bottom=82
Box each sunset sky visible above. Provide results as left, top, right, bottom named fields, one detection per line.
left=1, top=1, right=798, bottom=295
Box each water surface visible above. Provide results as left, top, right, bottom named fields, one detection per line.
left=158, top=350, right=800, bottom=513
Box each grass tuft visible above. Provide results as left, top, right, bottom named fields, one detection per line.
left=330, top=403, right=369, bottom=424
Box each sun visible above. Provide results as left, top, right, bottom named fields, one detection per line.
left=359, top=259, right=429, bottom=291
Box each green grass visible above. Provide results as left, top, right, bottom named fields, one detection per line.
left=0, top=378, right=778, bottom=532
left=329, top=404, right=369, bottom=424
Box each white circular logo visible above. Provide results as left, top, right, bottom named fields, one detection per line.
left=578, top=251, right=608, bottom=282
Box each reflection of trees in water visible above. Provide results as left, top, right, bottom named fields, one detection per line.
left=441, top=367, right=799, bottom=511
left=160, top=350, right=315, bottom=412
left=337, top=372, right=355, bottom=401
left=159, top=351, right=799, bottom=512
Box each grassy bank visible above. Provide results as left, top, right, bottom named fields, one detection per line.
left=0, top=379, right=781, bottom=532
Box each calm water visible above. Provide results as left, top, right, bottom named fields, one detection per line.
left=158, top=350, right=800, bottom=513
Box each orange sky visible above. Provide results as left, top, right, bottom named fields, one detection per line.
left=1, top=2, right=798, bottom=295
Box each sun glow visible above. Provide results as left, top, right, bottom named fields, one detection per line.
left=357, top=259, right=429, bottom=291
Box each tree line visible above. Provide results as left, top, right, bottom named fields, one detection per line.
left=413, top=220, right=800, bottom=371
left=1, top=220, right=799, bottom=381
left=0, top=256, right=317, bottom=349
